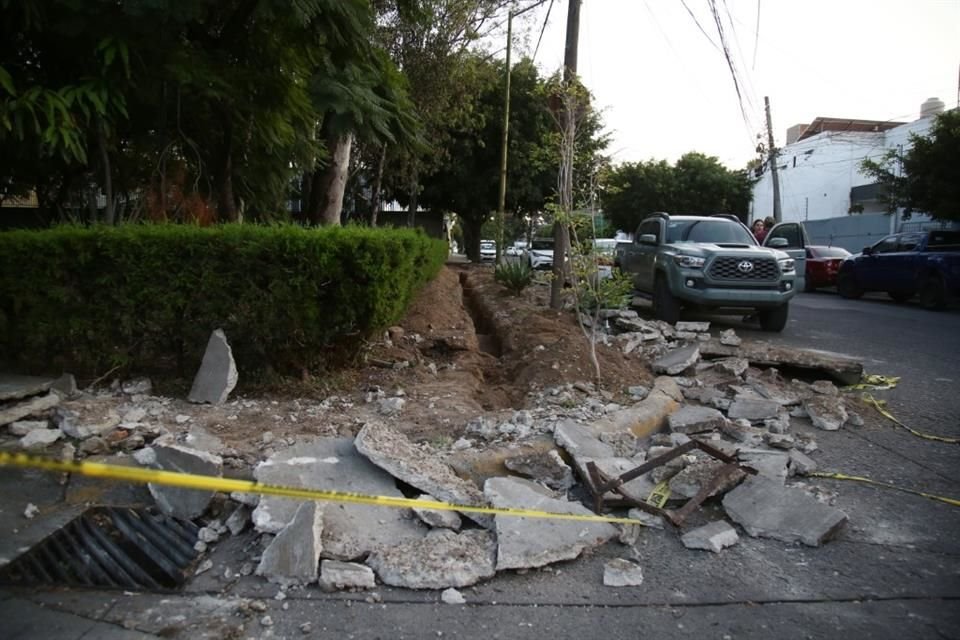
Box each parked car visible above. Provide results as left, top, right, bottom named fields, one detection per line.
left=837, top=230, right=960, bottom=309
left=505, top=241, right=526, bottom=257
left=480, top=240, right=496, bottom=261
left=525, top=238, right=554, bottom=270
left=618, top=213, right=799, bottom=331
left=804, top=246, right=851, bottom=291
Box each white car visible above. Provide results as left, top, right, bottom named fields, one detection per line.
left=525, top=238, right=554, bottom=270
left=480, top=240, right=496, bottom=261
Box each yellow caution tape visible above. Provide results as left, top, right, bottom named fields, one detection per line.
left=646, top=480, right=671, bottom=508
left=0, top=451, right=642, bottom=526
left=844, top=374, right=900, bottom=391
left=809, top=471, right=960, bottom=508
left=861, top=394, right=960, bottom=444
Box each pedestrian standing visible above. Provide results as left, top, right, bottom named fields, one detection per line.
left=752, top=219, right=767, bottom=243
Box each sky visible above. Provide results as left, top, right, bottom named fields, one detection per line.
left=504, top=0, right=960, bottom=170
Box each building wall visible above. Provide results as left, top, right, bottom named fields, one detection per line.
left=751, top=116, right=936, bottom=224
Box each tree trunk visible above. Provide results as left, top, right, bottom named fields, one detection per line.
left=307, top=131, right=353, bottom=226
left=215, top=112, right=239, bottom=222
left=407, top=168, right=418, bottom=227
left=97, top=120, right=115, bottom=225
left=462, top=215, right=483, bottom=263
left=368, top=144, right=387, bottom=226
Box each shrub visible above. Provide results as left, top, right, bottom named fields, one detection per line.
left=0, top=224, right=447, bottom=378
left=578, top=269, right=634, bottom=311
left=494, top=260, right=534, bottom=294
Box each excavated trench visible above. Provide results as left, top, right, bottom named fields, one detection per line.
left=458, top=271, right=502, bottom=358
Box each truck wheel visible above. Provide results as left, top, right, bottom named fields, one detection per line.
left=918, top=274, right=946, bottom=310
left=758, top=303, right=789, bottom=332
left=888, top=291, right=912, bottom=303
left=653, top=276, right=681, bottom=324
left=837, top=273, right=862, bottom=299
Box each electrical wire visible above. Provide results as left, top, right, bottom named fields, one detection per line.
left=752, top=0, right=760, bottom=70
left=680, top=0, right=721, bottom=52
left=532, top=0, right=555, bottom=62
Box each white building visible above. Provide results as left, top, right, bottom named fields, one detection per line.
left=751, top=98, right=947, bottom=226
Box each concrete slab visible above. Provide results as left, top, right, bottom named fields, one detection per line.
left=0, top=375, right=55, bottom=402
left=187, top=329, right=237, bottom=404
left=256, top=501, right=323, bottom=585
left=355, top=422, right=492, bottom=528
left=603, top=558, right=644, bottom=586
left=484, top=477, right=617, bottom=570
left=727, top=396, right=781, bottom=421
left=412, top=494, right=462, bottom=530
left=0, top=392, right=60, bottom=427
left=700, top=340, right=863, bottom=385
left=804, top=395, right=848, bottom=431
left=652, top=345, right=700, bottom=375
left=668, top=405, right=726, bottom=434
left=503, top=449, right=575, bottom=491
left=252, top=438, right=427, bottom=559
left=366, top=529, right=496, bottom=589
left=147, top=438, right=223, bottom=519
left=723, top=475, right=848, bottom=546
left=319, top=560, right=376, bottom=590
left=681, top=520, right=739, bottom=552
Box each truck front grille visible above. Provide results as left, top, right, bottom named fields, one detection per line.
left=707, top=256, right=779, bottom=282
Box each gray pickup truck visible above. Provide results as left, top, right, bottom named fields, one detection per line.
left=620, top=213, right=801, bottom=331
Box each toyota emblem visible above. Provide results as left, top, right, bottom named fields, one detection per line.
left=737, top=260, right=755, bottom=273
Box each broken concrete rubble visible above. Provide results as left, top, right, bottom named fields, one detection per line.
left=588, top=377, right=682, bottom=438
left=712, top=357, right=749, bottom=377
left=441, top=588, right=466, bottom=604
left=55, top=405, right=121, bottom=440
left=668, top=459, right=745, bottom=499
left=252, top=438, right=426, bottom=559
left=676, top=321, right=710, bottom=333
left=719, top=329, right=742, bottom=346
left=652, top=345, right=700, bottom=375
left=738, top=450, right=790, bottom=484
left=319, top=560, right=376, bottom=590
left=147, top=437, right=224, bottom=519
left=19, top=428, right=62, bottom=448
left=667, top=405, right=727, bottom=435
left=0, top=391, right=60, bottom=427
left=503, top=450, right=575, bottom=491
left=680, top=520, right=739, bottom=552
left=412, top=494, right=462, bottom=530
left=803, top=395, right=849, bottom=431
left=723, top=475, right=848, bottom=546
left=366, top=529, right=496, bottom=589
left=603, top=558, right=644, bottom=587
left=484, top=477, right=617, bottom=570
left=787, top=449, right=818, bottom=476
left=8, top=419, right=48, bottom=436
left=727, top=396, right=781, bottom=422
left=700, top=340, right=863, bottom=385
left=188, top=329, right=238, bottom=404
left=0, top=374, right=55, bottom=402
left=256, top=501, right=323, bottom=585
left=354, top=422, right=492, bottom=528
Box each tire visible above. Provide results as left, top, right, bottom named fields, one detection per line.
left=804, top=279, right=817, bottom=293
left=837, top=272, right=863, bottom=299
left=758, top=303, right=789, bottom=332
left=918, top=274, right=946, bottom=310
left=653, top=275, right=681, bottom=324
left=888, top=291, right=912, bottom=303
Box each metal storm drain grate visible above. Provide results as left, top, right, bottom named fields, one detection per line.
left=0, top=507, right=200, bottom=590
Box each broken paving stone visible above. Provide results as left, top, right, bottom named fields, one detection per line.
left=720, top=420, right=766, bottom=447
left=412, top=494, right=462, bottom=530
left=803, top=395, right=848, bottom=431
left=55, top=405, right=121, bottom=440
left=788, top=450, right=818, bottom=476
left=0, top=374, right=55, bottom=402
left=723, top=475, right=848, bottom=546
left=652, top=345, right=700, bottom=376
left=765, top=433, right=795, bottom=450
left=763, top=412, right=792, bottom=434
left=188, top=329, right=238, bottom=405
left=668, top=405, right=727, bottom=435
left=676, top=321, right=710, bottom=333
left=627, top=508, right=666, bottom=529
left=8, top=419, right=49, bottom=436
left=121, top=377, right=153, bottom=396
left=810, top=380, right=839, bottom=396
left=746, top=376, right=801, bottom=406
left=148, top=437, right=223, bottom=519
left=485, top=477, right=617, bottom=571
left=51, top=374, right=77, bottom=397
left=680, top=520, right=739, bottom=553
left=712, top=357, right=749, bottom=377
left=366, top=529, right=496, bottom=589
left=79, top=436, right=109, bottom=455
left=256, top=501, right=323, bottom=585
left=355, top=422, right=492, bottom=529
left=253, top=438, right=426, bottom=559
left=20, top=428, right=62, bottom=449
left=727, top=396, right=781, bottom=422
left=719, top=329, right=742, bottom=347
left=668, top=459, right=745, bottom=499
left=554, top=420, right=616, bottom=460
left=0, top=391, right=61, bottom=427
left=603, top=558, right=644, bottom=587
left=320, top=560, right=376, bottom=590
left=614, top=316, right=649, bottom=333
left=588, top=377, right=682, bottom=439
left=738, top=450, right=790, bottom=484
left=226, top=505, right=251, bottom=536
left=504, top=450, right=575, bottom=491
left=627, top=386, right=650, bottom=401
left=599, top=430, right=641, bottom=457
left=441, top=587, right=466, bottom=604
left=700, top=341, right=863, bottom=386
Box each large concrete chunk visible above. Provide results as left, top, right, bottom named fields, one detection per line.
left=723, top=476, right=848, bottom=546
left=668, top=459, right=745, bottom=499
left=366, top=529, right=496, bottom=589
left=256, top=502, right=323, bottom=585
left=503, top=449, right=575, bottom=491
left=589, top=377, right=682, bottom=438
left=652, top=345, right=700, bottom=375
left=252, top=438, right=426, bottom=559
left=701, top=341, right=863, bottom=386
left=603, top=558, right=644, bottom=587
left=20, top=428, right=63, bottom=449
left=55, top=405, right=121, bottom=439
left=681, top=520, right=739, bottom=552
left=0, top=392, right=60, bottom=427
left=188, top=329, right=238, bottom=404
left=412, top=494, right=462, bottom=530
left=727, top=396, right=781, bottom=422
left=0, top=374, right=55, bottom=402
left=484, top=477, right=617, bottom=570
left=668, top=405, right=726, bottom=434
left=354, top=422, right=492, bottom=528
left=554, top=421, right=616, bottom=459
left=319, top=560, right=376, bottom=590
left=147, top=438, right=223, bottom=519
left=803, top=395, right=848, bottom=431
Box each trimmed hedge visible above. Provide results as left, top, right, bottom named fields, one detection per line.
left=0, top=224, right=447, bottom=377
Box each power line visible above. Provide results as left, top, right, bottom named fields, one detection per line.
left=752, top=0, right=760, bottom=70
left=679, top=0, right=721, bottom=52
left=532, top=0, right=555, bottom=62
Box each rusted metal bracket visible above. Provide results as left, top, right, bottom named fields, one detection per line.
left=583, top=438, right=756, bottom=527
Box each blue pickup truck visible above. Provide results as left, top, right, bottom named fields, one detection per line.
left=837, top=230, right=960, bottom=309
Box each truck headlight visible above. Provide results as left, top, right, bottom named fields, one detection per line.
left=778, top=258, right=795, bottom=273
left=674, top=254, right=705, bottom=268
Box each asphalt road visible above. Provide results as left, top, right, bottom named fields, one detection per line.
left=3, top=290, right=959, bottom=640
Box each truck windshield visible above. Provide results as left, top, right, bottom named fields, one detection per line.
left=666, top=220, right=755, bottom=245
left=530, top=239, right=554, bottom=250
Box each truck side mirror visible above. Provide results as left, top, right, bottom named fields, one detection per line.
left=767, top=237, right=789, bottom=248
left=639, top=234, right=657, bottom=245
left=862, top=246, right=873, bottom=255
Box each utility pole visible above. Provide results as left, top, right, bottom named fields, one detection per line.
left=764, top=96, right=782, bottom=223
left=550, top=0, right=581, bottom=310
